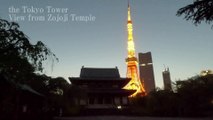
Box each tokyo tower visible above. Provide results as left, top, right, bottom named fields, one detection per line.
left=124, top=2, right=146, bottom=96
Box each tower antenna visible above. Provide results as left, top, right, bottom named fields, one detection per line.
left=163, top=64, right=166, bottom=71
left=128, top=0, right=130, bottom=7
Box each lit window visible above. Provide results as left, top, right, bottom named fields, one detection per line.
left=147, top=63, right=153, bottom=65
left=140, top=64, right=146, bottom=66
left=117, top=105, right=122, bottom=109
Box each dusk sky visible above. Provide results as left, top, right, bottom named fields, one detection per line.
left=1, top=0, right=212, bottom=88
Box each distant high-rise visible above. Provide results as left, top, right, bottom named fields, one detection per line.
left=162, top=67, right=172, bottom=90
left=138, top=52, right=155, bottom=93
left=200, top=70, right=213, bottom=76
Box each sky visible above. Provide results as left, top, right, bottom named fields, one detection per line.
left=0, top=0, right=212, bottom=88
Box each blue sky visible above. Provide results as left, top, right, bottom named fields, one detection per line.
left=1, top=0, right=212, bottom=88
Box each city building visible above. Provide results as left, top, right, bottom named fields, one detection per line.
left=200, top=69, right=213, bottom=76
left=69, top=67, right=135, bottom=110
left=124, top=2, right=146, bottom=96
left=138, top=52, right=155, bottom=93
left=162, top=67, right=172, bottom=90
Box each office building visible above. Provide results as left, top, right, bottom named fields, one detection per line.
left=138, top=52, right=156, bottom=93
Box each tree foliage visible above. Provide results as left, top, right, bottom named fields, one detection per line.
left=0, top=19, right=58, bottom=72
left=176, top=0, right=213, bottom=27
left=0, top=18, right=60, bottom=119
left=175, top=74, right=213, bottom=116
left=131, top=74, right=213, bottom=117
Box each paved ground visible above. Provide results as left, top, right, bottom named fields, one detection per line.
left=54, top=116, right=212, bottom=120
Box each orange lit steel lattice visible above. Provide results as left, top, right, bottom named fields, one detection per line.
left=124, top=3, right=146, bottom=97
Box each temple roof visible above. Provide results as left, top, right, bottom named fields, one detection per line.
left=80, top=67, right=120, bottom=78
left=69, top=67, right=131, bottom=88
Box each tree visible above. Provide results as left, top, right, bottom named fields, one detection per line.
left=0, top=19, right=58, bottom=73
left=145, top=89, right=179, bottom=117
left=0, top=18, right=59, bottom=84
left=48, top=77, right=69, bottom=95
left=175, top=74, right=213, bottom=116
left=176, top=0, right=213, bottom=28
left=0, top=18, right=58, bottom=119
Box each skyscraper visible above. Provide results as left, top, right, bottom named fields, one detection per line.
left=162, top=67, right=172, bottom=90
left=124, top=2, right=146, bottom=96
left=138, top=52, right=155, bottom=93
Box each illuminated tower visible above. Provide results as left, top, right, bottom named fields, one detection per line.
left=124, top=2, right=146, bottom=96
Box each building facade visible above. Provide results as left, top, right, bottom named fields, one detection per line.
left=69, top=67, right=135, bottom=110
left=138, top=52, right=155, bottom=93
left=162, top=67, right=172, bottom=90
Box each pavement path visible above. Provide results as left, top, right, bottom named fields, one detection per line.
left=54, top=116, right=212, bottom=120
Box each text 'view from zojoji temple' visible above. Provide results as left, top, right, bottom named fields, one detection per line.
left=0, top=0, right=213, bottom=119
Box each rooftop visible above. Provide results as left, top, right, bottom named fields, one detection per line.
left=80, top=66, right=120, bottom=79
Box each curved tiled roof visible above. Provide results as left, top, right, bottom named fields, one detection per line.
left=80, top=67, right=120, bottom=78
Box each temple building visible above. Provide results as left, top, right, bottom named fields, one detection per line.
left=69, top=67, right=135, bottom=110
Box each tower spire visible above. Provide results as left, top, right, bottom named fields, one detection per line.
left=127, top=2, right=135, bottom=58
left=128, top=0, right=131, bottom=22
left=124, top=1, right=146, bottom=96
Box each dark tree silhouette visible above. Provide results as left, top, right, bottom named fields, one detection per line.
left=0, top=19, right=58, bottom=72
left=0, top=18, right=58, bottom=119
left=130, top=74, right=213, bottom=117
left=175, top=74, right=213, bottom=116
left=177, top=0, right=213, bottom=28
